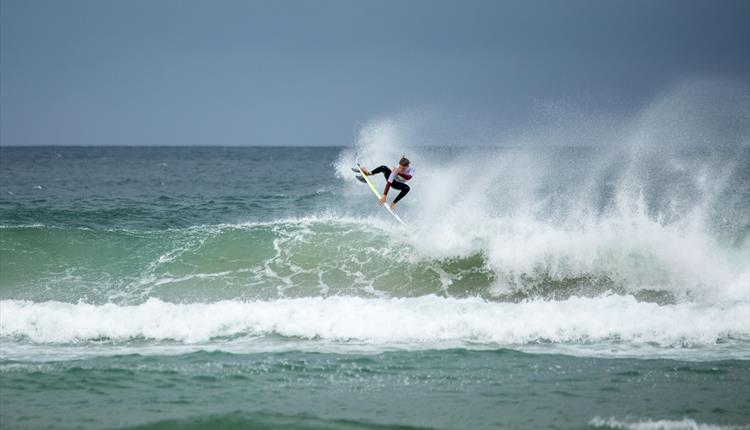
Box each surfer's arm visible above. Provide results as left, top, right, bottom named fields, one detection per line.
left=397, top=172, right=412, bottom=180
left=397, top=166, right=414, bottom=180
left=383, top=181, right=392, bottom=196
left=383, top=168, right=398, bottom=195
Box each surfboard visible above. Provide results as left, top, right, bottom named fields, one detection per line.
left=355, top=162, right=407, bottom=226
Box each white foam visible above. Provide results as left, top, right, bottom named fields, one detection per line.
left=1, top=296, right=747, bottom=353
left=589, top=417, right=750, bottom=430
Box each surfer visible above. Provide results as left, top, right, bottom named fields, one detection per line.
left=354, top=156, right=414, bottom=210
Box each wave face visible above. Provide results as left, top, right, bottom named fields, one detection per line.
left=1, top=80, right=749, bottom=360
left=0, top=219, right=500, bottom=304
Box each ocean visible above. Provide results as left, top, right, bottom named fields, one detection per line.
left=1, top=138, right=749, bottom=429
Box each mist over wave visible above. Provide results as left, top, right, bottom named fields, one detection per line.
left=336, top=80, right=750, bottom=303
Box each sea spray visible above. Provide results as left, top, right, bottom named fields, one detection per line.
left=334, top=80, right=750, bottom=302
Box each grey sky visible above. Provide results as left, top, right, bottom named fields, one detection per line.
left=1, top=0, right=748, bottom=146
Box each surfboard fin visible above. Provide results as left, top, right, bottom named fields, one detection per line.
left=355, top=175, right=366, bottom=183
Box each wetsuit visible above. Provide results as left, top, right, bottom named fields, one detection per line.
left=370, top=165, right=415, bottom=204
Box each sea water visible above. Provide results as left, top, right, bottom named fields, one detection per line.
left=1, top=92, right=749, bottom=429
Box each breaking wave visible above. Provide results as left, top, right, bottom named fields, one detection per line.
left=1, top=295, right=747, bottom=358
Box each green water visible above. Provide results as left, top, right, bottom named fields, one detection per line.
left=3, top=350, right=749, bottom=430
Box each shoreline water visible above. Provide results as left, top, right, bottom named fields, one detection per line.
left=2, top=349, right=749, bottom=430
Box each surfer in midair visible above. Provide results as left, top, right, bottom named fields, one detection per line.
left=354, top=156, right=414, bottom=210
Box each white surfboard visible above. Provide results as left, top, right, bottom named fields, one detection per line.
left=356, top=162, right=407, bottom=226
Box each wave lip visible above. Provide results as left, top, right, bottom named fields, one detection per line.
left=1, top=295, right=747, bottom=354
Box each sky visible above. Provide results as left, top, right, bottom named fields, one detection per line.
left=1, top=0, right=749, bottom=146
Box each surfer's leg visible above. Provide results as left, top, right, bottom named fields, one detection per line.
left=391, top=182, right=410, bottom=204
left=370, top=165, right=391, bottom=180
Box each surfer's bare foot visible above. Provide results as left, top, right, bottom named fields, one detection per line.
left=379, top=195, right=387, bottom=205
left=361, top=167, right=371, bottom=175
left=389, top=202, right=396, bottom=211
